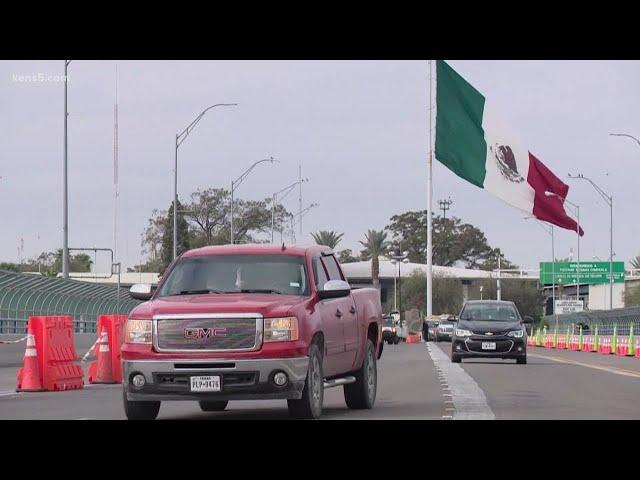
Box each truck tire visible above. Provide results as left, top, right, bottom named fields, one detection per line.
left=123, top=389, right=160, bottom=420
left=344, top=339, right=377, bottom=410
left=199, top=400, right=229, bottom=412
left=393, top=336, right=399, bottom=345
left=517, top=356, right=527, bottom=365
left=287, top=342, right=324, bottom=419
left=451, top=354, right=461, bottom=363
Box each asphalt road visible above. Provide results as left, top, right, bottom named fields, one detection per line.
left=1, top=338, right=640, bottom=419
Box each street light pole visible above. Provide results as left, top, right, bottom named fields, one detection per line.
left=545, top=191, right=581, bottom=304
left=173, top=103, right=237, bottom=260
left=524, top=216, right=556, bottom=326
left=270, top=178, right=309, bottom=243
left=610, top=133, right=640, bottom=149
left=230, top=157, right=279, bottom=244
left=388, top=249, right=409, bottom=325
left=62, top=60, right=71, bottom=279
left=497, top=250, right=502, bottom=301
left=568, top=173, right=614, bottom=310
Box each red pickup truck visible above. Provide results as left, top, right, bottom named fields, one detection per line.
left=123, top=244, right=383, bottom=420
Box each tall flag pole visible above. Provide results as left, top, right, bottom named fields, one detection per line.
left=113, top=61, right=119, bottom=275
left=426, top=60, right=434, bottom=318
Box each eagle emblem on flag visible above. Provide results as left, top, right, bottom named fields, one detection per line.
left=491, top=144, right=524, bottom=184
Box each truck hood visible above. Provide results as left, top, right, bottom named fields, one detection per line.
left=130, top=293, right=308, bottom=318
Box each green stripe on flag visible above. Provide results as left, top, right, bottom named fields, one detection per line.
left=435, top=60, right=487, bottom=188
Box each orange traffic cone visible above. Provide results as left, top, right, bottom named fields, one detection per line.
left=16, top=325, right=44, bottom=392
left=90, top=328, right=115, bottom=384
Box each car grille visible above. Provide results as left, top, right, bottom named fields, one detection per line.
left=471, top=330, right=510, bottom=337
left=155, top=316, right=260, bottom=352
left=465, top=339, right=514, bottom=353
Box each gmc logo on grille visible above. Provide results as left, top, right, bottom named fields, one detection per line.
left=184, top=327, right=227, bottom=339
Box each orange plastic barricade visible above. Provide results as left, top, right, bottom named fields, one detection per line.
left=88, top=314, right=127, bottom=384
left=616, top=337, right=629, bottom=356
left=16, top=316, right=83, bottom=391
left=582, top=336, right=593, bottom=352
left=599, top=336, right=612, bottom=355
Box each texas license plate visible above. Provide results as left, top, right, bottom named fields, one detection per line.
left=190, top=375, right=221, bottom=392
left=481, top=342, right=496, bottom=350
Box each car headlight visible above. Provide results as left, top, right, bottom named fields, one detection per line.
left=125, top=319, right=152, bottom=344
left=455, top=328, right=473, bottom=337
left=264, top=317, right=299, bottom=342
left=507, top=329, right=525, bottom=338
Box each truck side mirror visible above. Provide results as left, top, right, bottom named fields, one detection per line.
left=317, top=280, right=351, bottom=299
left=523, top=315, right=534, bottom=324
left=130, top=283, right=155, bottom=301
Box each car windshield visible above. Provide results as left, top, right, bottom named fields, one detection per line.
left=460, top=303, right=519, bottom=322
left=157, top=254, right=309, bottom=297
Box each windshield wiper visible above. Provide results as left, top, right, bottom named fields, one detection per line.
left=176, top=289, right=222, bottom=295
left=240, top=289, right=283, bottom=294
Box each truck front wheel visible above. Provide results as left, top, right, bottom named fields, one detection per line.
left=123, top=389, right=160, bottom=420
left=344, top=339, right=377, bottom=410
left=199, top=400, right=229, bottom=412
left=287, top=342, right=324, bottom=419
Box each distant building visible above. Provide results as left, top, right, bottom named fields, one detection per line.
left=340, top=259, right=505, bottom=311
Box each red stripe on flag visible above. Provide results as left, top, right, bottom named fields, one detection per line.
left=527, top=152, right=584, bottom=236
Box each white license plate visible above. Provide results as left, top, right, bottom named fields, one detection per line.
left=190, top=375, right=221, bottom=392
left=481, top=342, right=496, bottom=350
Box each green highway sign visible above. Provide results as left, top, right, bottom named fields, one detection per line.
left=539, top=261, right=625, bottom=285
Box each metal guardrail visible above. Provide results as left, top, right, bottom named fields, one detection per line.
left=542, top=307, right=640, bottom=335
left=0, top=318, right=97, bottom=334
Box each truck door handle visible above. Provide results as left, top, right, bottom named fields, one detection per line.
left=349, top=306, right=356, bottom=314
left=335, top=309, right=343, bottom=318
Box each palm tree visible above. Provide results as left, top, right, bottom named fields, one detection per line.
left=631, top=255, right=640, bottom=270
left=311, top=230, right=344, bottom=250
left=359, top=229, right=390, bottom=289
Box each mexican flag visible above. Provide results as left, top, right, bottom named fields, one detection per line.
left=434, top=60, right=584, bottom=236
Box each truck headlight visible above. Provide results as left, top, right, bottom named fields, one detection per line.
left=507, top=329, right=525, bottom=338
left=264, top=317, right=299, bottom=342
left=455, top=328, right=473, bottom=337
left=125, top=319, right=152, bottom=344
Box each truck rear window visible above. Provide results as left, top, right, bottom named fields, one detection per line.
left=157, top=255, right=310, bottom=297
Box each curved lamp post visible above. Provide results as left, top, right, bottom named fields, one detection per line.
left=270, top=178, right=309, bottom=243
left=230, top=157, right=279, bottom=244
left=545, top=191, right=581, bottom=302
left=173, top=103, right=238, bottom=260
left=568, top=173, right=614, bottom=310
left=610, top=133, right=640, bottom=149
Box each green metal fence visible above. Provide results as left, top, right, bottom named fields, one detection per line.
left=542, top=307, right=640, bottom=335
left=0, top=270, right=141, bottom=333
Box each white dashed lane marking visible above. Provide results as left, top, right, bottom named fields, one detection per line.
left=427, top=343, right=495, bottom=420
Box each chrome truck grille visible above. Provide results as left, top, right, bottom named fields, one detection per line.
left=153, top=313, right=263, bottom=353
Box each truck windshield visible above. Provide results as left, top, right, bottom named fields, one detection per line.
left=157, top=254, right=309, bottom=297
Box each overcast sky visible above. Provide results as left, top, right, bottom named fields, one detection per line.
left=1, top=60, right=639, bottom=273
